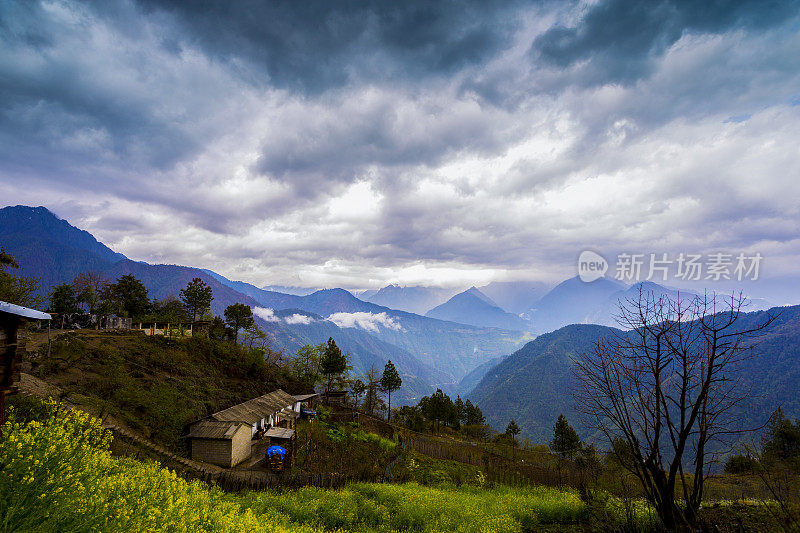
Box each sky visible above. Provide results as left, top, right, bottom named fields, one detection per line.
left=1, top=0, right=799, bottom=290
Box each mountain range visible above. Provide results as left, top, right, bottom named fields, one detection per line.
left=4, top=205, right=798, bottom=431
left=361, top=284, right=458, bottom=315
left=469, top=305, right=800, bottom=443
left=0, top=205, right=526, bottom=404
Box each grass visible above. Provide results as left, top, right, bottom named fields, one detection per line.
left=4, top=398, right=789, bottom=533
left=0, top=400, right=598, bottom=533
left=236, top=482, right=589, bottom=532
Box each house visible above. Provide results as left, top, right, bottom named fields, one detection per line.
left=186, top=420, right=251, bottom=468
left=0, top=301, right=50, bottom=433
left=186, top=389, right=300, bottom=467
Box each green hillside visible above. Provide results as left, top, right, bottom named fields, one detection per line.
left=26, top=330, right=307, bottom=450
left=469, top=306, right=800, bottom=443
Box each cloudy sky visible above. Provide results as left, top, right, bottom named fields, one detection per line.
left=1, top=0, right=799, bottom=289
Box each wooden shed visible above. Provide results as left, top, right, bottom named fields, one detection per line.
left=264, top=427, right=296, bottom=468
left=186, top=420, right=252, bottom=468
left=293, top=393, right=320, bottom=415
left=0, top=300, right=50, bottom=434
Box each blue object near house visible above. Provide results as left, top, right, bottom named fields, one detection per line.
left=267, top=445, right=287, bottom=458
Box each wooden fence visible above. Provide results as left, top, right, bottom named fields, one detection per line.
left=214, top=470, right=386, bottom=492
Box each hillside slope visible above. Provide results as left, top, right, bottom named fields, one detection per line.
left=26, top=330, right=308, bottom=449
left=469, top=305, right=800, bottom=443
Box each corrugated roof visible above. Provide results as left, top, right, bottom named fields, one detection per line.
left=0, top=301, right=51, bottom=320
left=187, top=420, right=247, bottom=440
left=277, top=409, right=299, bottom=421
left=265, top=427, right=295, bottom=439
left=210, top=389, right=297, bottom=425
left=293, top=393, right=319, bottom=401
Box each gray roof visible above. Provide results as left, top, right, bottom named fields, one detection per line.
left=210, top=389, right=297, bottom=425
left=187, top=420, right=248, bottom=440
left=0, top=301, right=50, bottom=320
left=265, top=427, right=295, bottom=439
left=293, top=393, right=319, bottom=401
left=278, top=409, right=299, bottom=420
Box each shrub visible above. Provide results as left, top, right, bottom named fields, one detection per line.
left=724, top=454, right=758, bottom=474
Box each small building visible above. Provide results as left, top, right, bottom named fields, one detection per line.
left=186, top=389, right=300, bottom=467
left=322, top=389, right=348, bottom=406
left=0, top=301, right=50, bottom=432
left=186, top=420, right=251, bottom=467
left=293, top=392, right=320, bottom=418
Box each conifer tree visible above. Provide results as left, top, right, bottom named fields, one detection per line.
left=180, top=277, right=213, bottom=322
left=380, top=360, right=402, bottom=421
left=550, top=414, right=581, bottom=459
left=320, top=337, right=347, bottom=394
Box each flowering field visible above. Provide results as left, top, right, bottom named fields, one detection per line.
left=0, top=401, right=597, bottom=532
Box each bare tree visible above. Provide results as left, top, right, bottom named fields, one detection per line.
left=573, top=288, right=775, bottom=530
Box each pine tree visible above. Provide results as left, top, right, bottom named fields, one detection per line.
left=550, top=414, right=581, bottom=459
left=224, top=303, right=254, bottom=344
left=180, top=277, right=213, bottom=322
left=506, top=419, right=521, bottom=442
left=380, top=360, right=402, bottom=422
left=320, top=338, right=347, bottom=393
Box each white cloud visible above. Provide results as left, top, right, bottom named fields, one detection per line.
left=284, top=313, right=315, bottom=325
left=327, top=312, right=403, bottom=332
left=253, top=307, right=280, bottom=322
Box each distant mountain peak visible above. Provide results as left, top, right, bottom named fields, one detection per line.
left=0, top=204, right=127, bottom=264
left=463, top=286, right=498, bottom=307
left=426, top=287, right=532, bottom=332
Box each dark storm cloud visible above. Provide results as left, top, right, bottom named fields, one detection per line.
left=0, top=0, right=204, bottom=174
left=531, top=0, right=800, bottom=86
left=1, top=0, right=799, bottom=288
left=127, top=0, right=526, bottom=93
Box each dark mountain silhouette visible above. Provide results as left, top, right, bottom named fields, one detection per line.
left=0, top=206, right=262, bottom=314
left=469, top=305, right=800, bottom=443
left=426, top=287, right=532, bottom=332
left=1, top=205, right=524, bottom=394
